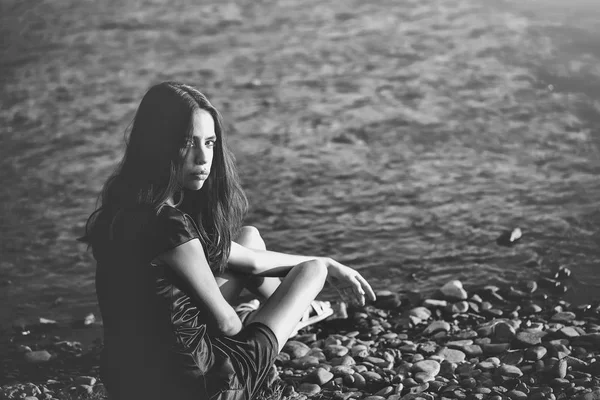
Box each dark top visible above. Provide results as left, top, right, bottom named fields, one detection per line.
left=94, top=205, right=228, bottom=399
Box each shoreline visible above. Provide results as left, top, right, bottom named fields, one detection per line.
left=2, top=266, right=599, bottom=400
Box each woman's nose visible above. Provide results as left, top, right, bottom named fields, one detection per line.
left=195, top=148, right=207, bottom=165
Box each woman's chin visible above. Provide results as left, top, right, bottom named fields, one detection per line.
left=184, top=181, right=205, bottom=191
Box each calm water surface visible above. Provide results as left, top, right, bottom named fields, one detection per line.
left=1, top=0, right=599, bottom=336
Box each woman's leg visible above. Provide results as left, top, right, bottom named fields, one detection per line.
left=215, top=226, right=280, bottom=304
left=234, top=226, right=281, bottom=299
left=245, top=259, right=328, bottom=352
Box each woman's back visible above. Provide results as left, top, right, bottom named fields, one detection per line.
left=94, top=205, right=211, bottom=399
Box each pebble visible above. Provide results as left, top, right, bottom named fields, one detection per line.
left=412, top=360, right=441, bottom=376
left=497, top=364, right=523, bottom=377
left=423, top=321, right=451, bottom=335
left=283, top=340, right=311, bottom=358
left=24, top=350, right=52, bottom=364
left=440, top=280, right=468, bottom=300
left=298, top=383, right=321, bottom=395
left=437, top=348, right=466, bottom=363
left=515, top=331, right=547, bottom=346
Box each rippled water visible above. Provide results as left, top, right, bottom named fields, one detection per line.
left=1, top=0, right=600, bottom=334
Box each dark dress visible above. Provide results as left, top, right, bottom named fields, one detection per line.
left=94, top=205, right=279, bottom=400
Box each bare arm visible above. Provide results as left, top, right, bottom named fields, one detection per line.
left=228, top=242, right=377, bottom=306
left=228, top=241, right=318, bottom=277
left=157, top=238, right=242, bottom=336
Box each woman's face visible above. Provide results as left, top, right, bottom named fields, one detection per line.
left=181, top=109, right=216, bottom=190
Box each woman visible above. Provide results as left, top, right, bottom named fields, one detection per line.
left=82, top=81, right=376, bottom=400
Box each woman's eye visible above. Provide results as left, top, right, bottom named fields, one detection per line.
left=206, top=140, right=216, bottom=147
left=183, top=138, right=197, bottom=148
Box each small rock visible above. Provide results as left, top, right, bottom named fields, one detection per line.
left=496, top=227, right=522, bottom=246
left=507, top=389, right=528, bottom=400
left=437, top=348, right=466, bottom=363
left=551, top=312, right=576, bottom=323
left=412, top=360, right=441, bottom=376
left=24, top=350, right=52, bottom=364
left=290, top=355, right=320, bottom=369
left=440, top=280, right=468, bottom=300
left=309, top=367, right=334, bottom=385
left=325, top=345, right=349, bottom=358
left=514, top=331, right=547, bottom=347
left=332, top=355, right=356, bottom=366
left=451, top=301, right=469, bottom=313
left=74, top=376, right=96, bottom=386
left=408, top=307, right=432, bottom=321
left=497, top=364, right=523, bottom=377
left=481, top=343, right=510, bottom=355
left=283, top=341, right=311, bottom=359
left=423, top=299, right=448, bottom=308
left=83, top=313, right=95, bottom=326
left=494, top=322, right=516, bottom=342
left=298, top=383, right=321, bottom=395
left=526, top=345, right=547, bottom=360
left=554, top=358, right=568, bottom=379
left=423, top=321, right=451, bottom=335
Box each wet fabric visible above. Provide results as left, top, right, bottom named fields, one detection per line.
left=94, top=205, right=278, bottom=400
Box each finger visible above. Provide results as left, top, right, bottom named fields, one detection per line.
left=356, top=274, right=376, bottom=301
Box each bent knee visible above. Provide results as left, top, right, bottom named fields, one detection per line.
left=237, top=226, right=266, bottom=250
left=295, top=259, right=328, bottom=282
left=240, top=225, right=261, bottom=237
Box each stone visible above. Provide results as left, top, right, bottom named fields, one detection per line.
left=352, top=373, right=366, bottom=388
left=83, top=313, right=96, bottom=326
left=560, top=327, right=580, bottom=338
left=423, top=321, right=451, bottom=335
left=331, top=355, right=356, bottom=366
left=522, top=303, right=543, bottom=314
left=309, top=367, right=334, bottom=385
left=526, top=345, right=547, bottom=360
left=290, top=355, right=320, bottom=369
left=440, top=280, right=468, bottom=300
left=494, top=322, right=516, bottom=342
left=462, top=345, right=483, bottom=357
left=551, top=312, right=576, bottom=323
left=554, top=358, right=568, bottom=379
left=437, top=348, right=466, bottom=363
left=24, top=350, right=52, bottom=364
left=423, top=299, right=448, bottom=308
left=298, top=383, right=321, bottom=395
left=412, top=360, right=441, bottom=376
left=451, top=301, right=469, bottom=313
left=374, top=386, right=394, bottom=397
left=413, top=372, right=435, bottom=383
left=283, top=341, right=311, bottom=358
left=408, top=307, right=432, bottom=321
left=500, top=350, right=524, bottom=365
left=74, top=376, right=96, bottom=386
left=514, top=331, right=547, bottom=347
left=481, top=343, right=510, bottom=355
left=564, top=355, right=588, bottom=371
left=325, top=345, right=349, bottom=358
left=572, top=333, right=600, bottom=349
left=362, top=371, right=384, bottom=382
left=497, top=364, right=523, bottom=377
left=507, top=390, right=528, bottom=400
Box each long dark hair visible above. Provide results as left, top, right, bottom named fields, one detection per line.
left=82, top=81, right=248, bottom=273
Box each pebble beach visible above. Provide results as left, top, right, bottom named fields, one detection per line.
left=2, top=0, right=600, bottom=399
left=2, top=265, right=599, bottom=400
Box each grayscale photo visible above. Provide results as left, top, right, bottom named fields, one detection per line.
left=1, top=0, right=599, bottom=399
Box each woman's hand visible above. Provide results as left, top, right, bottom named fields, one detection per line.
left=321, top=258, right=376, bottom=307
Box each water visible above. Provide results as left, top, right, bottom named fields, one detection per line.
left=1, top=0, right=600, bottom=336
